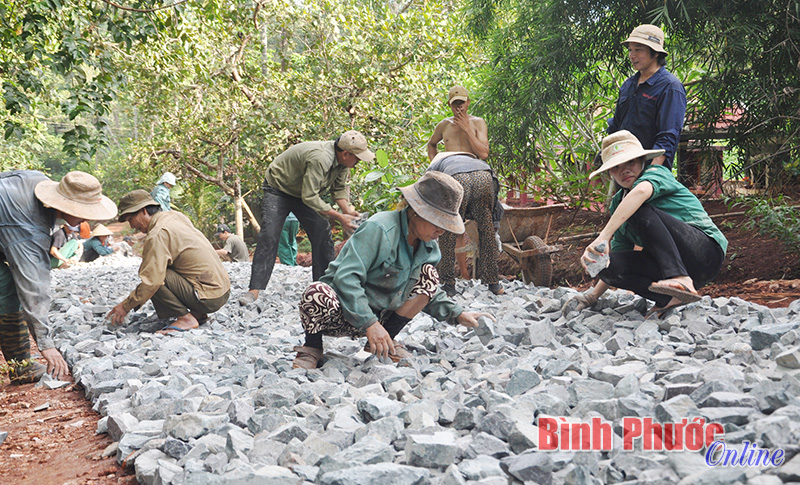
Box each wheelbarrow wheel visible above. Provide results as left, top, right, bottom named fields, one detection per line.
left=521, top=236, right=553, bottom=287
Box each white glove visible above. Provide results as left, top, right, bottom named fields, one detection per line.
left=561, top=292, right=599, bottom=317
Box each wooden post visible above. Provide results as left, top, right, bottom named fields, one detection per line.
left=235, top=178, right=244, bottom=238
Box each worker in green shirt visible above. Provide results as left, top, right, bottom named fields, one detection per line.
left=568, top=130, right=727, bottom=319
left=239, top=131, right=375, bottom=305
left=278, top=212, right=300, bottom=266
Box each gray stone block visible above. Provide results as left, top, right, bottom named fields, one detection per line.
left=459, top=455, right=504, bottom=480
left=227, top=399, right=255, bottom=427
left=502, top=452, right=553, bottom=484
left=698, top=391, right=759, bottom=408
left=164, top=412, right=230, bottom=441
left=776, top=346, right=800, bottom=369
left=357, top=395, right=403, bottom=422
left=268, top=422, right=310, bottom=444
left=107, top=412, right=139, bottom=442
left=161, top=437, right=192, bottom=460
left=405, top=431, right=459, bottom=468
left=689, top=380, right=739, bottom=403
left=586, top=242, right=609, bottom=278
left=589, top=361, right=648, bottom=385
left=506, top=366, right=541, bottom=397
left=319, top=463, right=431, bottom=485
left=226, top=427, right=254, bottom=461
left=462, top=432, right=510, bottom=459
left=134, top=449, right=170, bottom=485
left=475, top=412, right=514, bottom=441
left=655, top=395, right=700, bottom=423
left=778, top=453, right=800, bottom=481
left=473, top=316, right=495, bottom=345
left=751, top=323, right=797, bottom=350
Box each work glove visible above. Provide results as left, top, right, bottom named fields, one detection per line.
left=561, top=291, right=599, bottom=317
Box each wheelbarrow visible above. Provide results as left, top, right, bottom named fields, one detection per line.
left=496, top=204, right=565, bottom=286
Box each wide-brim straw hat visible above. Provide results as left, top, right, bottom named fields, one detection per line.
left=622, top=24, right=667, bottom=55
left=398, top=171, right=465, bottom=234
left=589, top=130, right=665, bottom=179
left=118, top=189, right=160, bottom=222
left=34, top=171, right=117, bottom=221
left=90, top=224, right=114, bottom=238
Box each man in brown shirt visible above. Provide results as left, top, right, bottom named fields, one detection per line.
left=106, top=190, right=231, bottom=334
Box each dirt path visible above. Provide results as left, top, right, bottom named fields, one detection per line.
left=0, top=370, right=136, bottom=484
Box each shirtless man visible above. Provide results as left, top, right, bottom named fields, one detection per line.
left=425, top=86, right=503, bottom=295
left=427, top=85, right=489, bottom=161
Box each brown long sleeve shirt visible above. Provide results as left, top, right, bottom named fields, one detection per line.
left=122, top=211, right=231, bottom=312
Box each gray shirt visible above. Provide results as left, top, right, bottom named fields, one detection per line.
left=223, top=234, right=250, bottom=262
left=0, top=170, right=58, bottom=350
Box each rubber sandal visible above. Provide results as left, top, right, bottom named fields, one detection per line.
left=644, top=301, right=690, bottom=320
left=648, top=281, right=702, bottom=304
left=238, top=292, right=257, bottom=306
left=158, top=325, right=194, bottom=335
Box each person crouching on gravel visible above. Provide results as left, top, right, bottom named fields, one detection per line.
left=565, top=130, right=727, bottom=319
left=106, top=190, right=230, bottom=334
left=292, top=172, right=495, bottom=369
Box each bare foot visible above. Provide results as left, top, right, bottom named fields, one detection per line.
left=157, top=313, right=199, bottom=335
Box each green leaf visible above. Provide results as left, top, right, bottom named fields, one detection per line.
left=363, top=170, right=385, bottom=183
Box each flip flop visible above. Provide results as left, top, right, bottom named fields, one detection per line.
left=648, top=281, right=702, bottom=304
left=644, top=300, right=690, bottom=320
left=158, top=325, right=195, bottom=335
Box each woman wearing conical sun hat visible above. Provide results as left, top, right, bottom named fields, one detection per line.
left=564, top=131, right=728, bottom=319
left=81, top=224, right=115, bottom=262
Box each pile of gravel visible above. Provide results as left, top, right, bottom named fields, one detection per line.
left=46, top=252, right=800, bottom=484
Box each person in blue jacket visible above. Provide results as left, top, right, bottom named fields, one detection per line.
left=571, top=131, right=727, bottom=318
left=608, top=24, right=686, bottom=170
left=292, top=172, right=495, bottom=369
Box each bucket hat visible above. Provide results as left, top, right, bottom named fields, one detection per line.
left=157, top=172, right=177, bottom=186
left=90, top=224, right=114, bottom=238
left=589, top=130, right=665, bottom=179
left=399, top=172, right=465, bottom=234
left=117, top=189, right=160, bottom=222
left=622, top=24, right=667, bottom=55
left=448, top=85, right=469, bottom=104
left=34, top=171, right=117, bottom=221
left=338, top=130, right=375, bottom=162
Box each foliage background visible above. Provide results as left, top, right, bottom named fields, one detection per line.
left=2, top=0, right=800, bottom=238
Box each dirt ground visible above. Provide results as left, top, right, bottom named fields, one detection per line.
left=0, top=376, right=137, bottom=484
left=2, top=198, right=799, bottom=484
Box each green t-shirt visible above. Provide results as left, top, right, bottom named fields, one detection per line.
left=608, top=165, right=728, bottom=254
left=265, top=140, right=351, bottom=214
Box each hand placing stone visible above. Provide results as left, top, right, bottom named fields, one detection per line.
left=585, top=241, right=610, bottom=278
left=560, top=291, right=599, bottom=317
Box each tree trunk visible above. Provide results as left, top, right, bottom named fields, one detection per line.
left=241, top=196, right=260, bottom=233
left=235, top=179, right=245, bottom=238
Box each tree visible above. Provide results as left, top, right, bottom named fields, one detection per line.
left=0, top=0, right=168, bottom=166
left=114, top=0, right=481, bottom=234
